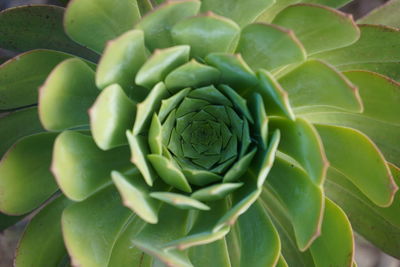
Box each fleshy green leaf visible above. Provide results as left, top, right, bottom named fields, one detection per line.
left=303, top=71, right=400, bottom=167
left=237, top=23, right=306, bottom=71
left=257, top=0, right=352, bottom=23
left=191, top=183, right=243, bottom=201
left=200, top=0, right=274, bottom=26
left=255, top=70, right=295, bottom=120
left=249, top=93, right=269, bottom=149
left=15, top=196, right=71, bottom=267
left=358, top=0, right=400, bottom=28
left=0, top=133, right=58, bottom=215
left=344, top=71, right=400, bottom=125
left=90, top=84, right=136, bottom=150
left=189, top=85, right=232, bottom=107
left=260, top=187, right=315, bottom=267
left=276, top=256, right=289, bottom=267
left=111, top=170, right=161, bottom=224
left=214, top=180, right=262, bottom=232
left=223, top=148, right=257, bottom=183
left=165, top=60, right=220, bottom=92
left=133, top=82, right=170, bottom=135
left=272, top=4, right=359, bottom=54
left=205, top=53, right=258, bottom=93
left=325, top=165, right=400, bottom=259
left=171, top=13, right=240, bottom=58
left=237, top=201, right=281, bottom=267
left=127, top=131, right=158, bottom=186
left=219, top=85, right=253, bottom=123
left=279, top=59, right=362, bottom=113
left=315, top=124, right=397, bottom=207
left=136, top=46, right=190, bottom=89
left=255, top=129, right=281, bottom=188
left=189, top=239, right=231, bottom=267
left=269, top=117, right=328, bottom=185
left=0, top=50, right=72, bottom=110
left=302, top=0, right=352, bottom=8
left=309, top=198, right=354, bottom=267
left=132, top=204, right=191, bottom=267
left=107, top=214, right=150, bottom=267
left=0, top=107, right=43, bottom=157
left=159, top=88, right=190, bottom=122
left=39, top=58, right=98, bottom=131
left=148, top=113, right=163, bottom=155
left=150, top=192, right=209, bottom=210
left=147, top=154, right=192, bottom=193
left=163, top=200, right=229, bottom=251
left=52, top=131, right=131, bottom=201
left=62, top=186, right=132, bottom=267
left=181, top=168, right=222, bottom=186
left=314, top=25, right=400, bottom=82
left=64, top=0, right=141, bottom=53
left=175, top=97, right=209, bottom=117
left=135, top=0, right=201, bottom=50
left=266, top=154, right=324, bottom=251
left=95, top=29, right=148, bottom=100
left=0, top=5, right=98, bottom=61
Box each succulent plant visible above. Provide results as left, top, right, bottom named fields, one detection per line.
left=1, top=0, right=400, bottom=266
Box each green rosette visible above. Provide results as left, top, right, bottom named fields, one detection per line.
left=0, top=1, right=400, bottom=266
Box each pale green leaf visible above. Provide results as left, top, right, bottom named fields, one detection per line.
left=279, top=59, right=362, bottom=113
left=135, top=0, right=201, bottom=50
left=310, top=198, right=354, bottom=267
left=303, top=70, right=400, bottom=166
left=269, top=117, right=328, bottom=185
left=191, top=183, right=243, bottom=201
left=136, top=46, right=190, bottom=89
left=255, top=70, right=295, bottom=120
left=39, top=58, right=98, bottom=131
left=272, top=4, right=359, bottom=54
left=165, top=60, right=220, bottom=92
left=52, top=131, right=131, bottom=201
left=171, top=13, right=240, bottom=58
left=201, top=0, right=274, bottom=26
left=150, top=192, right=209, bottom=210
left=111, top=170, right=161, bottom=224
left=90, top=84, right=136, bottom=150
left=315, top=124, right=397, bottom=207
left=237, top=23, right=306, bottom=71
left=64, top=0, right=141, bottom=53
left=95, top=29, right=148, bottom=100
left=147, top=154, right=192, bottom=193
left=62, top=186, right=132, bottom=267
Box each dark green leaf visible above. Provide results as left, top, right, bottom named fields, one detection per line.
left=314, top=25, right=400, bottom=82
left=15, top=196, right=72, bottom=267
left=0, top=133, right=58, bottom=215
left=0, top=107, right=43, bottom=157
left=0, top=5, right=98, bottom=62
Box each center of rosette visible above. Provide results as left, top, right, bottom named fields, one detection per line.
left=141, top=83, right=257, bottom=192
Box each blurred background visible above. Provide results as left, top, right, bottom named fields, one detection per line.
left=0, top=0, right=399, bottom=266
